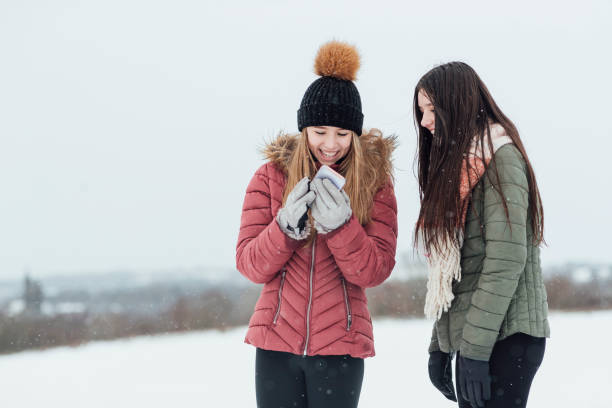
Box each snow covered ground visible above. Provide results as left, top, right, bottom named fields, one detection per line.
left=1, top=311, right=610, bottom=407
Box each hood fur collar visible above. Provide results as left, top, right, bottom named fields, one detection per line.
left=262, top=130, right=397, bottom=185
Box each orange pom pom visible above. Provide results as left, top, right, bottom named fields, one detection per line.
left=314, top=41, right=360, bottom=81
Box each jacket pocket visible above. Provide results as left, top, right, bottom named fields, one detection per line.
left=340, top=277, right=352, bottom=331
left=273, top=270, right=286, bottom=325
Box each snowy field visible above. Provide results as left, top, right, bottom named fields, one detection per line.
left=1, top=311, right=610, bottom=407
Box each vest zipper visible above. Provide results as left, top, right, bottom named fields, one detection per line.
left=340, top=277, right=352, bottom=331
left=303, top=241, right=316, bottom=356
left=272, top=270, right=286, bottom=325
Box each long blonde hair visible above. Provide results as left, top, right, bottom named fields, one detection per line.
left=282, top=128, right=392, bottom=241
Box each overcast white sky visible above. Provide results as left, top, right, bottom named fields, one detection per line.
left=1, top=0, right=610, bottom=279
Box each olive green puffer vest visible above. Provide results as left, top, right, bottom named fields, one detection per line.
left=429, top=144, right=550, bottom=361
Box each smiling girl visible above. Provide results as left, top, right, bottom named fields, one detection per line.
left=236, top=41, right=398, bottom=408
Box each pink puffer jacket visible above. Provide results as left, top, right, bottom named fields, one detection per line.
left=236, top=132, right=397, bottom=358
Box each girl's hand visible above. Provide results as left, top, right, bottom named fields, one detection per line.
left=310, top=178, right=352, bottom=234
left=276, top=177, right=315, bottom=240
left=428, top=351, right=458, bottom=402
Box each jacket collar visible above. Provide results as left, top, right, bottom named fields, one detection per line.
left=262, top=130, right=396, bottom=186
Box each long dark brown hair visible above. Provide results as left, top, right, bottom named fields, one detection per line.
left=413, top=62, right=544, bottom=253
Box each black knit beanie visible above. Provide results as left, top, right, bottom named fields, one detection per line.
left=297, top=41, right=363, bottom=135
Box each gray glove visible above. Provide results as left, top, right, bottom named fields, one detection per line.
left=310, top=178, right=352, bottom=234
left=276, top=177, right=315, bottom=240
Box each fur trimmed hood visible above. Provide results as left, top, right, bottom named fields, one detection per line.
left=262, top=130, right=397, bottom=190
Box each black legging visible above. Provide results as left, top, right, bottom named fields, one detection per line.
left=456, top=333, right=546, bottom=408
left=255, top=348, right=364, bottom=408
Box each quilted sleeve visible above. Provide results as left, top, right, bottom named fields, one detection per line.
left=460, top=146, right=529, bottom=361
left=236, top=163, right=301, bottom=284
left=325, top=182, right=398, bottom=288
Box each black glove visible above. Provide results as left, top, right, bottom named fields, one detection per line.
left=458, top=355, right=491, bottom=408
left=428, top=351, right=457, bottom=402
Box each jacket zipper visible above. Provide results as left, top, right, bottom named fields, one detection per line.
left=303, top=241, right=316, bottom=356
left=272, top=270, right=286, bottom=325
left=340, top=277, right=352, bottom=331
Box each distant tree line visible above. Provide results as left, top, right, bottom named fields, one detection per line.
left=1, top=273, right=610, bottom=355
